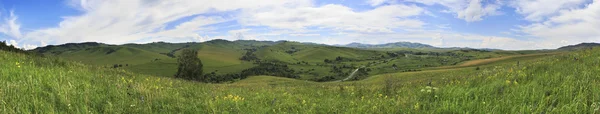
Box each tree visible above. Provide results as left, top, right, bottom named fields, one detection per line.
left=335, top=56, right=343, bottom=61
left=175, top=49, right=204, bottom=81
left=324, top=59, right=332, bottom=63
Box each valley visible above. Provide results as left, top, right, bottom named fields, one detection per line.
left=32, top=39, right=550, bottom=82
left=1, top=41, right=598, bottom=113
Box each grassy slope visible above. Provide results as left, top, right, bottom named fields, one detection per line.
left=122, top=42, right=191, bottom=54
left=33, top=41, right=537, bottom=80
left=255, top=42, right=383, bottom=63
left=56, top=46, right=172, bottom=66
left=2, top=48, right=598, bottom=113
left=193, top=40, right=256, bottom=74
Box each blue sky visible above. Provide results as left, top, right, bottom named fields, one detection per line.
left=0, top=0, right=598, bottom=50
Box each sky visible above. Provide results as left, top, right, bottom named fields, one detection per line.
left=0, top=0, right=598, bottom=50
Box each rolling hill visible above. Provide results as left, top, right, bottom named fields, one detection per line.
left=2, top=42, right=596, bottom=113
left=30, top=39, right=539, bottom=81
left=338, top=42, right=435, bottom=49
left=558, top=43, right=600, bottom=50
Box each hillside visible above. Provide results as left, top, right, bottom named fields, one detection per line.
left=2, top=45, right=598, bottom=113
left=558, top=43, right=600, bottom=50
left=30, top=39, right=539, bottom=81
left=339, top=42, right=435, bottom=49
left=255, top=41, right=382, bottom=63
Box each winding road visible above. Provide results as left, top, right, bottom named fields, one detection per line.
left=335, top=66, right=365, bottom=82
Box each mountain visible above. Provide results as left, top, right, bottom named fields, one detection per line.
left=29, top=39, right=535, bottom=81
left=558, top=43, right=600, bottom=50
left=338, top=42, right=435, bottom=48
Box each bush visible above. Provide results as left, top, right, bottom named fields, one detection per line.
left=240, top=62, right=299, bottom=79
left=0, top=41, right=27, bottom=54
left=174, top=49, right=204, bottom=81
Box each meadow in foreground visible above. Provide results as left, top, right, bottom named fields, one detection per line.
left=0, top=48, right=599, bottom=113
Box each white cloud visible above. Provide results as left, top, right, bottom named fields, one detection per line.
left=0, top=10, right=22, bottom=38
left=290, top=33, right=320, bottom=37
left=8, top=40, right=17, bottom=46
left=22, top=0, right=310, bottom=46
left=367, top=0, right=388, bottom=6
left=320, top=30, right=537, bottom=50
left=1, top=0, right=595, bottom=51
left=510, top=0, right=589, bottom=21
left=407, top=0, right=502, bottom=22
left=457, top=0, right=502, bottom=22
left=239, top=4, right=424, bottom=33
left=518, top=0, right=600, bottom=48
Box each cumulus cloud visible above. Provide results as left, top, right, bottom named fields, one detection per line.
left=0, top=10, right=22, bottom=38
left=320, top=30, right=536, bottom=50
left=8, top=40, right=17, bottom=46
left=510, top=0, right=589, bottom=21
left=407, top=0, right=502, bottom=22
left=22, top=0, right=310, bottom=45
left=518, top=0, right=600, bottom=48
left=0, top=0, right=595, bottom=50
left=239, top=4, right=424, bottom=33
left=367, top=0, right=389, bottom=6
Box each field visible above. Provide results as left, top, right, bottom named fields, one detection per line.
left=33, top=40, right=536, bottom=81
left=2, top=47, right=599, bottom=113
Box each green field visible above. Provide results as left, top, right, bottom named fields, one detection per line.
left=2, top=46, right=599, bottom=113
left=33, top=40, right=540, bottom=81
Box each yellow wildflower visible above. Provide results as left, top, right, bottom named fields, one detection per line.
left=414, top=102, right=420, bottom=110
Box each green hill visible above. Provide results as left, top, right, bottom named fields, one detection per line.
left=31, top=39, right=540, bottom=81
left=255, top=41, right=383, bottom=63
left=2, top=45, right=597, bottom=113
left=558, top=43, right=600, bottom=50
left=339, top=42, right=435, bottom=48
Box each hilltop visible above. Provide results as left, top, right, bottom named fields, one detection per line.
left=3, top=42, right=599, bottom=113
left=29, top=39, right=550, bottom=82
left=337, top=42, right=435, bottom=49
left=558, top=43, right=600, bottom=50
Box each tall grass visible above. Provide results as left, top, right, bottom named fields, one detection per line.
left=0, top=48, right=598, bottom=113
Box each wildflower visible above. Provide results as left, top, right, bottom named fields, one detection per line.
left=414, top=102, right=420, bottom=110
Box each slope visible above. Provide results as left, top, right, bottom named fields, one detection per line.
left=255, top=41, right=384, bottom=63
left=2, top=46, right=597, bottom=113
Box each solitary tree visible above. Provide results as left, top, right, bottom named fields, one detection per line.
left=175, top=49, right=204, bottom=81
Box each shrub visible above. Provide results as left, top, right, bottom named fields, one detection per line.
left=174, top=49, right=204, bottom=81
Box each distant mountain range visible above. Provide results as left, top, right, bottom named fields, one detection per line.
left=558, top=43, right=600, bottom=50
left=336, top=42, right=435, bottom=49
left=30, top=39, right=600, bottom=54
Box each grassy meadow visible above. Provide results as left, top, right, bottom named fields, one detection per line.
left=2, top=46, right=599, bottom=113
left=33, top=40, right=534, bottom=81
